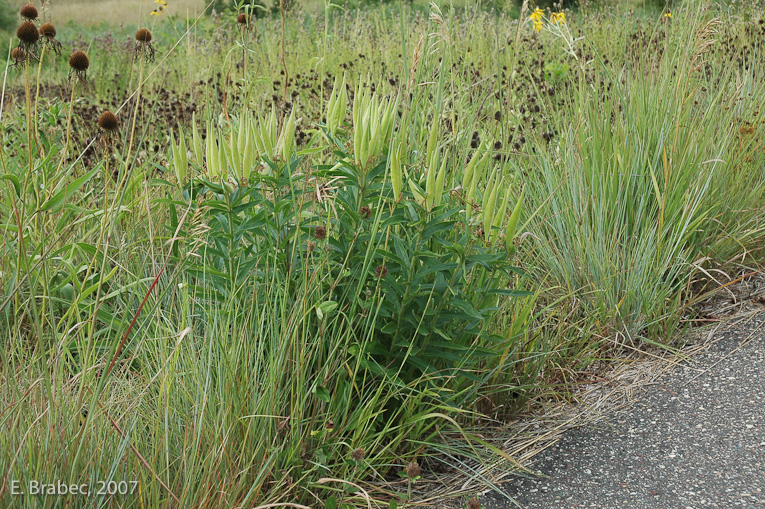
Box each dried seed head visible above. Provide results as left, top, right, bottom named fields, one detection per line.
left=237, top=12, right=248, bottom=24
left=359, top=206, right=371, bottom=219
left=11, top=47, right=26, bottom=61
left=97, top=111, right=119, bottom=132
left=314, top=225, right=327, bottom=240
left=375, top=264, right=388, bottom=278
left=68, top=50, right=89, bottom=71
left=20, top=4, right=38, bottom=20
left=39, top=22, right=56, bottom=38
left=135, top=28, right=152, bottom=43
left=350, top=448, right=365, bottom=462
left=467, top=498, right=480, bottom=509
left=405, top=460, right=421, bottom=478
left=16, top=21, right=40, bottom=45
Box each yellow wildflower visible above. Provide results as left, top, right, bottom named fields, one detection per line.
left=664, top=10, right=672, bottom=18
left=155, top=0, right=167, bottom=5
left=529, top=8, right=544, bottom=22
left=551, top=12, right=566, bottom=24
left=533, top=20, right=543, bottom=32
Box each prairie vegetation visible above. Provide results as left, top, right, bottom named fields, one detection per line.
left=0, top=0, right=763, bottom=506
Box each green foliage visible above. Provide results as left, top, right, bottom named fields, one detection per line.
left=174, top=123, right=525, bottom=402
left=0, top=0, right=14, bottom=33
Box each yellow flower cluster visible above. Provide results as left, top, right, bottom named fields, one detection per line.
left=529, top=7, right=544, bottom=32
left=150, top=0, right=167, bottom=16
left=529, top=8, right=566, bottom=32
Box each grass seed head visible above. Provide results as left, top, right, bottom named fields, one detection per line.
left=20, top=4, right=38, bottom=20
left=16, top=21, right=40, bottom=46
left=97, top=111, right=119, bottom=132
left=135, top=28, right=152, bottom=42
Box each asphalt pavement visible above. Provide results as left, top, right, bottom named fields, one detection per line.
left=482, top=311, right=765, bottom=509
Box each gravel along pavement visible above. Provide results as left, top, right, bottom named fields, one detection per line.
left=482, top=310, right=765, bottom=509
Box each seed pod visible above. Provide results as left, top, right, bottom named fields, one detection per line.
left=279, top=108, right=296, bottom=161
left=425, top=151, right=437, bottom=211
left=390, top=140, right=403, bottom=200
left=505, top=188, right=524, bottom=253
left=434, top=155, right=447, bottom=207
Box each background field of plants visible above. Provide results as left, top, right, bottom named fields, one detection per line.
left=1, top=0, right=763, bottom=506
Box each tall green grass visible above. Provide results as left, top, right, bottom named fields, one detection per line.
left=1, top=2, right=764, bottom=507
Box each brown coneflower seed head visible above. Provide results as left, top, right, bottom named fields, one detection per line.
left=97, top=111, right=119, bottom=132
left=405, top=460, right=421, bottom=478
left=20, top=4, right=38, bottom=20
left=314, top=225, right=327, bottom=240
left=375, top=265, right=388, bottom=278
left=68, top=50, right=89, bottom=71
left=351, top=448, right=365, bottom=462
left=135, top=28, right=152, bottom=43
left=467, top=498, right=481, bottom=509
left=16, top=21, right=39, bottom=45
left=11, top=47, right=26, bottom=61
left=237, top=12, right=247, bottom=24
left=39, top=22, right=56, bottom=38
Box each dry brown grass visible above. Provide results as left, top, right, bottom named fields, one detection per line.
left=44, top=0, right=209, bottom=26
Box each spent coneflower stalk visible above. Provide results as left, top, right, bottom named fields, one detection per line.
left=16, top=20, right=39, bottom=182
left=237, top=12, right=250, bottom=83
left=39, top=23, right=62, bottom=55
left=34, top=22, right=62, bottom=156
left=68, top=50, right=89, bottom=83
left=134, top=28, right=155, bottom=63
left=55, top=51, right=89, bottom=176
left=97, top=111, right=119, bottom=183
